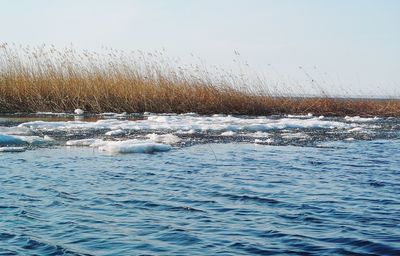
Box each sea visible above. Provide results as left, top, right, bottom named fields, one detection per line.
left=1, top=113, right=399, bottom=255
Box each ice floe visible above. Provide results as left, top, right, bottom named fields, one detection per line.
left=146, top=133, right=181, bottom=144
left=0, top=147, right=26, bottom=152
left=246, top=131, right=270, bottom=138
left=0, top=134, right=25, bottom=145
left=74, top=109, right=84, bottom=115
left=105, top=129, right=126, bottom=136
left=36, top=112, right=69, bottom=116
left=18, top=115, right=351, bottom=133
left=344, top=116, right=380, bottom=122
left=0, top=126, right=31, bottom=136
left=2, top=133, right=54, bottom=146
left=66, top=139, right=103, bottom=147
left=99, top=112, right=128, bottom=118
left=221, top=131, right=236, bottom=136
left=1, top=113, right=393, bottom=154
left=254, top=138, right=274, bottom=144
left=281, top=132, right=310, bottom=139
left=66, top=138, right=171, bottom=154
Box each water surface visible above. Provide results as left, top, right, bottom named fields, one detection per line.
left=1, top=114, right=400, bottom=255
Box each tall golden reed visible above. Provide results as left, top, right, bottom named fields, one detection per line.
left=0, top=43, right=399, bottom=116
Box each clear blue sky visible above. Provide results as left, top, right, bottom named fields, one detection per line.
left=1, top=0, right=399, bottom=96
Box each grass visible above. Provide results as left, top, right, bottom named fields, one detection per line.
left=1, top=43, right=399, bottom=116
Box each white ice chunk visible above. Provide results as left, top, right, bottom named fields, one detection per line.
left=74, top=109, right=84, bottom=115
left=221, top=131, right=236, bottom=136
left=0, top=147, right=26, bottom=152
left=345, top=116, right=379, bottom=122
left=254, top=138, right=274, bottom=144
left=18, top=114, right=350, bottom=133
left=98, top=141, right=171, bottom=154
left=66, top=139, right=103, bottom=146
left=66, top=138, right=171, bottom=154
left=0, top=126, right=31, bottom=135
left=348, top=127, right=363, bottom=132
left=146, top=133, right=181, bottom=144
left=281, top=132, right=310, bottom=139
left=246, top=131, right=270, bottom=138
left=105, top=129, right=125, bottom=136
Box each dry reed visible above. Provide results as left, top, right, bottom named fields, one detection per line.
left=0, top=43, right=399, bottom=116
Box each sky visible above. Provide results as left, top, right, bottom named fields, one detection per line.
left=0, top=0, right=399, bottom=96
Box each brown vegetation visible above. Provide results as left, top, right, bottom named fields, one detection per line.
left=0, top=43, right=399, bottom=116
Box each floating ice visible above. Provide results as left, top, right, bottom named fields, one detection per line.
left=246, top=131, right=270, bottom=138
left=348, top=127, right=364, bottom=133
left=18, top=115, right=351, bottom=133
left=36, top=112, right=69, bottom=116
left=221, top=131, right=236, bottom=136
left=0, top=133, right=50, bottom=146
left=99, top=112, right=128, bottom=118
left=105, top=129, right=126, bottom=136
left=74, top=109, right=84, bottom=115
left=66, top=139, right=103, bottom=147
left=66, top=138, right=171, bottom=154
left=0, top=126, right=31, bottom=136
left=255, top=138, right=274, bottom=144
left=0, top=134, right=25, bottom=145
left=281, top=132, right=310, bottom=139
left=146, top=133, right=181, bottom=144
left=345, top=116, right=379, bottom=122
left=98, top=141, right=171, bottom=154
left=0, top=147, right=26, bottom=152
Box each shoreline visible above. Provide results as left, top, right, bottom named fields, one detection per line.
left=1, top=96, right=399, bottom=117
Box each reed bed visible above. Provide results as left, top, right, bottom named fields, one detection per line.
left=0, top=43, right=399, bottom=116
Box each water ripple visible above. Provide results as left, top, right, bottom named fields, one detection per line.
left=1, top=141, right=400, bottom=255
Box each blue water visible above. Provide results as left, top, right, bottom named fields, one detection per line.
left=1, top=140, right=400, bottom=255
